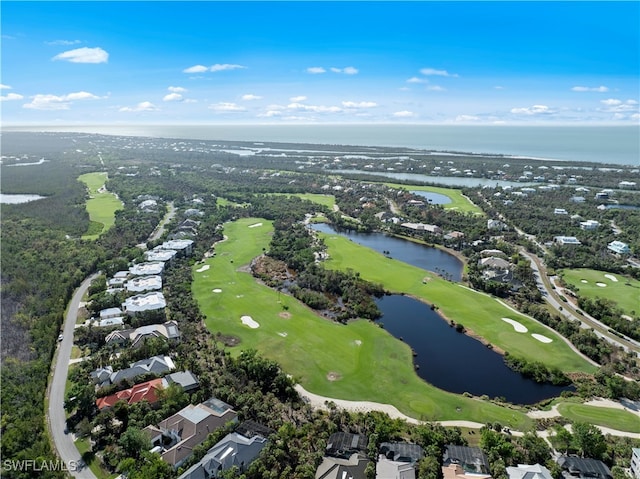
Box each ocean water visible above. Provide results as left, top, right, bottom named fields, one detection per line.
left=5, top=124, right=639, bottom=166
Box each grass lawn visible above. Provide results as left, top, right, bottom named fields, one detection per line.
left=560, top=268, right=640, bottom=317
left=193, top=218, right=532, bottom=428
left=320, top=231, right=595, bottom=375
left=269, top=193, right=336, bottom=210
left=557, top=402, right=640, bottom=433
left=75, top=437, right=117, bottom=479
left=383, top=182, right=483, bottom=214
left=78, top=172, right=122, bottom=240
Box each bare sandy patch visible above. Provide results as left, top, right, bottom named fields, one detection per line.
left=581, top=279, right=588, bottom=283
left=279, top=312, right=291, bottom=319
left=196, top=264, right=210, bottom=272
left=354, top=340, right=362, bottom=346
left=277, top=332, right=288, bottom=338
left=326, top=372, right=342, bottom=381
left=240, top=315, right=260, bottom=329
left=596, top=282, right=607, bottom=287
left=212, top=288, right=222, bottom=293
left=622, top=315, right=633, bottom=322
left=248, top=222, right=263, bottom=228
left=604, top=274, right=618, bottom=282
left=532, top=333, right=553, bottom=343
left=501, top=317, right=528, bottom=333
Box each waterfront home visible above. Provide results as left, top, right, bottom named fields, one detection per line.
left=376, top=442, right=425, bottom=479
left=557, top=456, right=612, bottom=479
left=443, top=445, right=490, bottom=475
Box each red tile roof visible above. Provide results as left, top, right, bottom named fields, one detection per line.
left=96, top=378, right=164, bottom=410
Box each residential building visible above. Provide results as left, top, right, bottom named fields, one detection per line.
left=401, top=222, right=442, bottom=234
left=126, top=275, right=162, bottom=293
left=326, top=432, right=368, bottom=459
left=619, top=181, right=637, bottom=188
left=162, top=371, right=199, bottom=392
left=122, top=291, right=166, bottom=315
left=130, top=261, right=165, bottom=276
left=580, top=220, right=600, bottom=230
left=555, top=236, right=582, bottom=246
left=480, top=249, right=508, bottom=258
left=608, top=241, right=631, bottom=255
left=177, top=432, right=267, bottom=479
left=376, top=442, right=425, bottom=479
left=631, top=448, right=640, bottom=479
left=487, top=219, right=508, bottom=230
left=315, top=453, right=369, bottom=479
left=478, top=257, right=511, bottom=270
left=507, top=464, right=554, bottom=479
left=100, top=307, right=123, bottom=320
left=557, top=456, right=612, bottom=479
left=443, top=445, right=490, bottom=475
left=95, top=317, right=124, bottom=328
left=105, top=320, right=180, bottom=349
left=91, top=355, right=175, bottom=388
left=145, top=249, right=177, bottom=263
left=161, top=239, right=194, bottom=256
left=595, top=192, right=610, bottom=200
left=96, top=378, right=164, bottom=410
left=144, top=398, right=238, bottom=469
left=443, top=464, right=491, bottom=479
left=554, top=208, right=569, bottom=215
left=570, top=196, right=586, bottom=203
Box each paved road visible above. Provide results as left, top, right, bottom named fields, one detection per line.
left=149, top=201, right=176, bottom=242
left=48, top=273, right=100, bottom=479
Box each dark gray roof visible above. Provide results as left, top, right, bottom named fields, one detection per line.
left=558, top=456, right=613, bottom=479
left=177, top=432, right=267, bottom=479
left=326, top=433, right=368, bottom=458
left=380, top=442, right=424, bottom=463
left=164, top=371, right=199, bottom=391
left=316, top=453, right=369, bottom=479
left=235, top=420, right=275, bottom=439
left=443, top=445, right=490, bottom=474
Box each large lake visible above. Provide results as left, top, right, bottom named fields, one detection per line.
left=376, top=295, right=572, bottom=404
left=311, top=222, right=463, bottom=281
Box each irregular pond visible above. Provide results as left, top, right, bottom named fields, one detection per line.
left=311, top=222, right=463, bottom=282
left=376, top=294, right=573, bottom=404
left=410, top=190, right=452, bottom=205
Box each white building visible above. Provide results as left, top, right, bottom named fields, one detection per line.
left=631, top=448, right=640, bottom=479
left=126, top=275, right=162, bottom=293
left=580, top=220, right=600, bottom=230
left=507, top=464, right=554, bottom=479
left=554, top=208, right=569, bottom=215
left=555, top=236, right=582, bottom=246
left=145, top=249, right=177, bottom=263
left=123, top=291, right=166, bottom=315
left=130, top=262, right=165, bottom=276
left=608, top=241, right=631, bottom=255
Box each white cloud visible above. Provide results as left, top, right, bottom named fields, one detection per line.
left=393, top=110, right=416, bottom=118
left=1, top=93, right=24, bottom=102
left=210, top=63, right=246, bottom=72
left=119, top=101, right=158, bottom=112
left=52, top=47, right=108, bottom=64
left=601, top=98, right=622, bottom=106
left=631, top=113, right=640, bottom=121
left=455, top=115, right=480, bottom=122
left=341, top=101, right=377, bottom=108
left=510, top=104, right=553, bottom=115
left=184, top=64, right=246, bottom=73
left=183, top=65, right=209, bottom=73
left=307, top=67, right=326, bottom=74
left=289, top=96, right=307, bottom=102
left=427, top=85, right=446, bottom=91
left=494, top=86, right=504, bottom=90
left=168, top=86, right=187, bottom=93
left=163, top=93, right=183, bottom=102
left=0, top=84, right=12, bottom=90
left=330, top=66, right=359, bottom=75
left=572, top=85, right=609, bottom=92
left=599, top=98, right=639, bottom=113
left=46, top=39, right=82, bottom=46
left=407, top=77, right=428, bottom=84
left=287, top=102, right=342, bottom=113
left=23, top=91, right=101, bottom=110
left=420, top=68, right=458, bottom=77
left=209, top=102, right=246, bottom=112
left=258, top=110, right=283, bottom=118
left=241, top=94, right=262, bottom=101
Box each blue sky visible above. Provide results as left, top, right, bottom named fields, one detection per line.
left=1, top=1, right=639, bottom=125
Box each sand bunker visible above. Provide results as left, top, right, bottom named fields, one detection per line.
left=326, top=372, right=342, bottom=381
left=581, top=279, right=588, bottom=283
left=596, top=282, right=607, bottom=287
left=604, top=274, right=618, bottom=282
left=212, top=288, right=222, bottom=293
left=248, top=222, right=263, bottom=228
left=196, top=264, right=210, bottom=272
left=354, top=340, right=362, bottom=346
left=532, top=333, right=553, bottom=343
left=277, top=332, right=288, bottom=337
left=240, top=315, right=260, bottom=329
left=501, top=317, right=528, bottom=333
left=279, top=312, right=291, bottom=319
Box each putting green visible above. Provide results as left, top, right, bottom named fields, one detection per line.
left=78, top=172, right=122, bottom=240
left=193, top=217, right=533, bottom=428
left=561, top=268, right=640, bottom=317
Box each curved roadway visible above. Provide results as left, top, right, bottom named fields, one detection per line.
left=48, top=273, right=100, bottom=479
